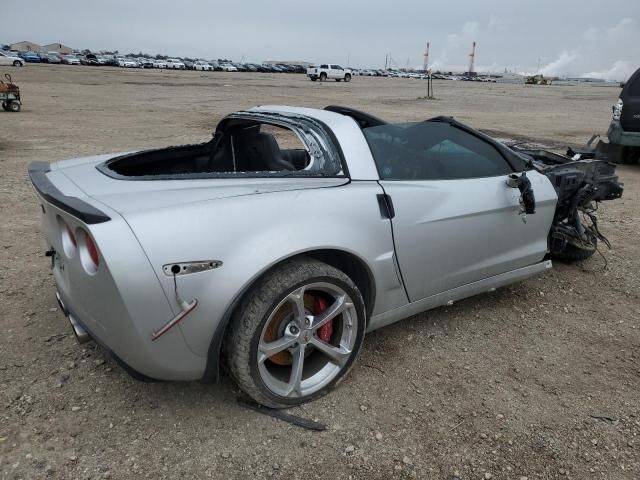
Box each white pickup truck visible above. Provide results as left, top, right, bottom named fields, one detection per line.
left=307, top=64, right=352, bottom=82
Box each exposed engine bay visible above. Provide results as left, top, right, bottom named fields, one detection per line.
left=512, top=148, right=624, bottom=259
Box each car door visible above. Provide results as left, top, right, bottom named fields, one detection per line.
left=0, top=53, right=9, bottom=66
left=330, top=65, right=344, bottom=79
left=363, top=120, right=556, bottom=302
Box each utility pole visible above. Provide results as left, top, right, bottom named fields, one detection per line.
left=423, top=42, right=430, bottom=72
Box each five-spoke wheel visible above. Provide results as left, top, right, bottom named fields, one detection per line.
left=227, top=259, right=365, bottom=408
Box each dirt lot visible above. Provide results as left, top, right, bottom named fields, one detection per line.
left=1, top=65, right=639, bottom=480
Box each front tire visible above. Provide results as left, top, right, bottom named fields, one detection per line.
left=226, top=259, right=366, bottom=408
left=319, top=72, right=327, bottom=82
left=344, top=74, right=352, bottom=82
left=13, top=61, right=22, bottom=67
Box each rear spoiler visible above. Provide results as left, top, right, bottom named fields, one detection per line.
left=28, top=161, right=111, bottom=224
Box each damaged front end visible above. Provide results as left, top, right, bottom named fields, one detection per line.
left=511, top=148, right=624, bottom=260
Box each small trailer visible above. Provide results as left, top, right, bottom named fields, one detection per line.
left=0, top=74, right=21, bottom=112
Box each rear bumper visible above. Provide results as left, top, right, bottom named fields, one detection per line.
left=55, top=290, right=158, bottom=381
left=608, top=120, right=640, bottom=146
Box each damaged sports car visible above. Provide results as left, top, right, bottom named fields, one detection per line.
left=29, top=105, right=623, bottom=407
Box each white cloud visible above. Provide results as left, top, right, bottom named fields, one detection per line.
left=540, top=51, right=579, bottom=76
left=583, top=60, right=635, bottom=81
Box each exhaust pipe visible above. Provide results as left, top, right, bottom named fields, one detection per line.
left=68, top=314, right=91, bottom=344
left=56, top=291, right=91, bottom=344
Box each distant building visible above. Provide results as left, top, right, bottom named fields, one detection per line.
left=10, top=41, right=43, bottom=52
left=42, top=43, right=73, bottom=54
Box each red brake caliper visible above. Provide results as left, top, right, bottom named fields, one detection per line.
left=314, top=296, right=333, bottom=342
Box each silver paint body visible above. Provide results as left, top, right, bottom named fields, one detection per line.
left=33, top=106, right=558, bottom=380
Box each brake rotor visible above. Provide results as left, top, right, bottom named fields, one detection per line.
left=262, top=293, right=334, bottom=366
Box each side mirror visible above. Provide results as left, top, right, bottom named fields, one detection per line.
left=507, top=172, right=536, bottom=214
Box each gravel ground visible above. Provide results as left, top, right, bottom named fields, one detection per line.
left=1, top=65, right=639, bottom=479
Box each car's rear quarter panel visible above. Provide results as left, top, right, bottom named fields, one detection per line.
left=124, top=181, right=408, bottom=357
left=34, top=170, right=206, bottom=380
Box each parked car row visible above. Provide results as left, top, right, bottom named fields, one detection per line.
left=2, top=50, right=310, bottom=74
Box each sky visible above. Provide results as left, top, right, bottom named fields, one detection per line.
left=3, top=0, right=639, bottom=80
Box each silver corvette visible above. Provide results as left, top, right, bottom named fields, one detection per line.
left=29, top=105, right=623, bottom=407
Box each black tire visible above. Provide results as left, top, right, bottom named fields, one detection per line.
left=310, top=77, right=317, bottom=82
left=226, top=258, right=366, bottom=408
left=553, top=237, right=597, bottom=261
left=7, top=101, right=20, bottom=113
left=344, top=74, right=352, bottom=82
left=13, top=60, right=22, bottom=67
left=319, top=72, right=327, bottom=82
left=1, top=102, right=8, bottom=112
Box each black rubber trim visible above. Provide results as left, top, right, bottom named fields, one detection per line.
left=28, top=161, right=111, bottom=224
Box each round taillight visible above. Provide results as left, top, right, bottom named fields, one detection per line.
left=85, top=234, right=99, bottom=268
left=66, top=224, right=77, bottom=247
left=57, top=216, right=77, bottom=258
left=77, top=228, right=100, bottom=274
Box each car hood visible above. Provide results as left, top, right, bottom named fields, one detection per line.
left=52, top=153, right=348, bottom=215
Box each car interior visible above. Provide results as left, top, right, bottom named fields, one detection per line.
left=103, top=122, right=311, bottom=177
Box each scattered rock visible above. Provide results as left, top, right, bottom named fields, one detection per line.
left=71, top=406, right=81, bottom=412
left=221, top=452, right=230, bottom=459
left=402, top=456, right=412, bottom=465
left=345, top=445, right=355, bottom=454
left=375, top=432, right=383, bottom=441
left=484, top=473, right=493, bottom=479
left=360, top=405, right=368, bottom=412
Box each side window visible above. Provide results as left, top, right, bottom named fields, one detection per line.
left=332, top=65, right=343, bottom=70
left=320, top=64, right=328, bottom=69
left=363, top=122, right=513, bottom=180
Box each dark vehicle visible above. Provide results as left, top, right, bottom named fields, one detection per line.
left=138, top=58, right=155, bottom=68
left=183, top=60, right=194, bottom=70
left=19, top=51, right=40, bottom=63
left=81, top=54, right=100, bottom=66
left=233, top=63, right=248, bottom=72
left=607, top=67, right=640, bottom=163
left=46, top=54, right=62, bottom=64
left=38, top=53, right=50, bottom=63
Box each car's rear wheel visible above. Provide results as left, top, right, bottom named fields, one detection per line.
left=13, top=61, right=22, bottom=67
left=226, top=259, right=366, bottom=408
